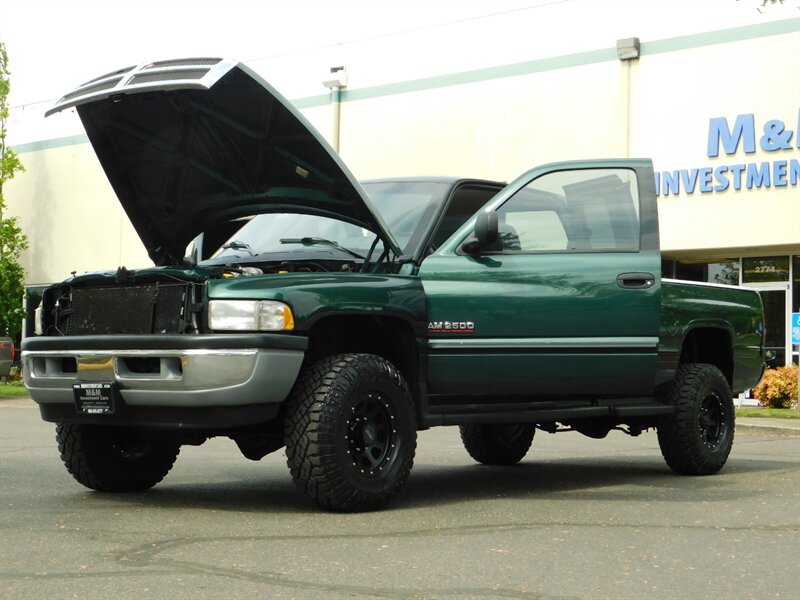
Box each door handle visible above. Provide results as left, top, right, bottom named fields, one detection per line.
left=617, top=272, right=655, bottom=289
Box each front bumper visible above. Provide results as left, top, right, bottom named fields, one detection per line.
left=21, top=334, right=307, bottom=427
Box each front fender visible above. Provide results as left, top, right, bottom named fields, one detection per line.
left=207, top=273, right=427, bottom=334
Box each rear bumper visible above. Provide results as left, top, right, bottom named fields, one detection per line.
left=21, top=334, right=307, bottom=413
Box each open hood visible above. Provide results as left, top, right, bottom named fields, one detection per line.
left=47, top=58, right=402, bottom=265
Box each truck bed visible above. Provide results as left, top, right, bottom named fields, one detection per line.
left=659, top=279, right=764, bottom=394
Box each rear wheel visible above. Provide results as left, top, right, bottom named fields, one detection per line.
left=56, top=424, right=180, bottom=491
left=459, top=423, right=535, bottom=465
left=284, top=354, right=417, bottom=512
left=657, top=364, right=734, bottom=475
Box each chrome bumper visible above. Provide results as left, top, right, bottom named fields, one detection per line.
left=21, top=335, right=306, bottom=408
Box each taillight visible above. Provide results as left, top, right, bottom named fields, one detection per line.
left=10, top=342, right=14, bottom=363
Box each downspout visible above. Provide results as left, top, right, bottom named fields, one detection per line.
left=331, top=87, right=341, bottom=153
left=323, top=66, right=348, bottom=154
left=616, top=38, right=640, bottom=158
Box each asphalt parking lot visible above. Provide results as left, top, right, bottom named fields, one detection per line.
left=1, top=397, right=798, bottom=600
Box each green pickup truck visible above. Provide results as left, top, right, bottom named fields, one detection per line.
left=22, top=59, right=765, bottom=511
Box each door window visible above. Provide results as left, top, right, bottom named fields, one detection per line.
left=495, top=169, right=640, bottom=253
left=430, top=186, right=500, bottom=251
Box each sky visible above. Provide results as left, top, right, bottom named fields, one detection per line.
left=1, top=0, right=798, bottom=143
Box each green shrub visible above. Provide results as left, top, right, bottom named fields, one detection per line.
left=752, top=365, right=799, bottom=409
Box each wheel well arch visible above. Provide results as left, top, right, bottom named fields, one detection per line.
left=304, top=314, right=421, bottom=400
left=679, top=326, right=734, bottom=386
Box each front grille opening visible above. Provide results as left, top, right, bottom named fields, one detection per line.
left=121, top=356, right=161, bottom=374
left=55, top=283, right=195, bottom=336
left=30, top=356, right=76, bottom=377
left=118, top=356, right=183, bottom=379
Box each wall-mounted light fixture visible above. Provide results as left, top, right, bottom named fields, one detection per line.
left=322, top=66, right=348, bottom=89
left=616, top=38, right=641, bottom=61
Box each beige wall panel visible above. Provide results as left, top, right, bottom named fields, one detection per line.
left=630, top=33, right=800, bottom=253
left=6, top=145, right=149, bottom=285
left=658, top=188, right=800, bottom=256
left=341, top=61, right=628, bottom=183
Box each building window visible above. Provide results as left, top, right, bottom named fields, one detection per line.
left=742, top=256, right=790, bottom=284
left=671, top=259, right=739, bottom=285
left=708, top=261, right=740, bottom=286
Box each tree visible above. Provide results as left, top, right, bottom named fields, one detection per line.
left=0, top=42, right=28, bottom=339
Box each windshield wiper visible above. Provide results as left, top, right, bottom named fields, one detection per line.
left=221, top=240, right=257, bottom=256
left=279, top=237, right=366, bottom=260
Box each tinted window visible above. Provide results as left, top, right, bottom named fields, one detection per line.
left=496, top=169, right=640, bottom=252
left=430, top=186, right=499, bottom=250
left=362, top=181, right=450, bottom=253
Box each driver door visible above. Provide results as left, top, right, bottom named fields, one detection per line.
left=419, top=159, right=661, bottom=402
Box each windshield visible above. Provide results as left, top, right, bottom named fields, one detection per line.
left=211, top=213, right=377, bottom=260
left=362, top=180, right=450, bottom=250
left=209, top=180, right=451, bottom=262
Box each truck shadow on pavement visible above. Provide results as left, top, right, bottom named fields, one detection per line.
left=399, top=457, right=784, bottom=509
left=92, top=452, right=793, bottom=514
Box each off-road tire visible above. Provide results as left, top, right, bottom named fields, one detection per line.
left=459, top=423, right=535, bottom=465
left=657, top=364, right=734, bottom=475
left=56, top=423, right=180, bottom=491
left=284, top=354, right=417, bottom=512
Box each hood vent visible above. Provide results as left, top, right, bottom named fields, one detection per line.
left=128, top=70, right=209, bottom=85
left=46, top=58, right=233, bottom=117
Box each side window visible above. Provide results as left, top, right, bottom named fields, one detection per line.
left=495, top=169, right=640, bottom=252
left=430, top=186, right=500, bottom=250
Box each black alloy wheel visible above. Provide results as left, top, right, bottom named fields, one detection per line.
left=285, top=353, right=417, bottom=512
left=346, top=392, right=399, bottom=478
left=657, top=363, right=735, bottom=476
left=698, top=390, right=728, bottom=450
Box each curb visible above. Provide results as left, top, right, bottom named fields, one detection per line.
left=736, top=423, right=800, bottom=436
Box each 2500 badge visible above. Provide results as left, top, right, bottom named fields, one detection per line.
left=428, top=321, right=475, bottom=334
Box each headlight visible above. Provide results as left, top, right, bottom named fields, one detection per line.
left=208, top=300, right=295, bottom=331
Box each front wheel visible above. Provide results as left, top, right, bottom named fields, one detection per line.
left=459, top=423, right=535, bottom=465
left=56, top=424, right=180, bottom=491
left=284, top=354, right=417, bottom=512
left=657, top=364, right=734, bottom=475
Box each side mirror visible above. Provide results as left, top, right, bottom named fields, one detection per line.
left=460, top=211, right=498, bottom=254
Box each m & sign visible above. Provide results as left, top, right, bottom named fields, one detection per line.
left=654, top=111, right=800, bottom=197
